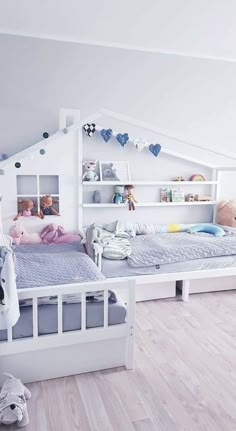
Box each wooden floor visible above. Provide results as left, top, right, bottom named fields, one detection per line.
left=3, top=290, right=236, bottom=431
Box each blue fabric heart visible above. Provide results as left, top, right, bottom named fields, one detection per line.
left=149, top=144, right=161, bottom=157
left=116, top=133, right=129, bottom=146
left=101, top=128, right=113, bottom=142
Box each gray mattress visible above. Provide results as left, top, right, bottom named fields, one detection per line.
left=0, top=297, right=126, bottom=341
left=102, top=254, right=236, bottom=278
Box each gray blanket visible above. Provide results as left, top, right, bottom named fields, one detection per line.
left=15, top=242, right=105, bottom=289
left=128, top=232, right=236, bottom=268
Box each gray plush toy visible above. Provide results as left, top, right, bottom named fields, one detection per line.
left=0, top=373, right=31, bottom=427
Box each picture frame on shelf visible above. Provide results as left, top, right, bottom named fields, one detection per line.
left=99, top=161, right=130, bottom=182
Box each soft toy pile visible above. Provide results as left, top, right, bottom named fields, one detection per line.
left=9, top=223, right=82, bottom=246
left=0, top=373, right=31, bottom=427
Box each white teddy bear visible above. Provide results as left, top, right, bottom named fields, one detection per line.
left=0, top=373, right=31, bottom=427
left=82, top=161, right=98, bottom=181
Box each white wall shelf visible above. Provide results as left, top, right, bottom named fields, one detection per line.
left=83, top=181, right=218, bottom=186
left=83, top=201, right=217, bottom=208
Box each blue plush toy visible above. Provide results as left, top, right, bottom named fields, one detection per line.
left=112, top=185, right=124, bottom=205
left=188, top=224, right=225, bottom=237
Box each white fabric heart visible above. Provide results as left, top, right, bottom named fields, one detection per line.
left=133, top=138, right=147, bottom=151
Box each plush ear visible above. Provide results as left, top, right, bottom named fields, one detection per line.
left=217, top=200, right=230, bottom=210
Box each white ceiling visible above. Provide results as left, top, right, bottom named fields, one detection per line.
left=0, top=0, right=236, bottom=61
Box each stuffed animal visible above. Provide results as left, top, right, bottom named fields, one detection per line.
left=9, top=224, right=42, bottom=245
left=82, top=161, right=98, bottom=181
left=124, top=185, right=138, bottom=211
left=101, top=163, right=119, bottom=181
left=40, top=223, right=82, bottom=244
left=39, top=195, right=60, bottom=219
left=215, top=200, right=236, bottom=228
left=112, top=185, right=124, bottom=204
left=13, top=199, right=37, bottom=221
left=0, top=373, right=31, bottom=428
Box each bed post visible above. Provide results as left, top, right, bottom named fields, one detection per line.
left=125, top=279, right=136, bottom=369
left=182, top=279, right=190, bottom=302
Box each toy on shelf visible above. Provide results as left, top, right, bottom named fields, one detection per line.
left=185, top=194, right=195, bottom=202
left=93, top=190, right=101, bottom=203
left=82, top=161, right=99, bottom=181
left=13, top=199, right=37, bottom=221
left=0, top=373, right=31, bottom=427
left=112, top=185, right=125, bottom=205
left=171, top=188, right=185, bottom=202
left=160, top=188, right=171, bottom=202
left=39, top=195, right=60, bottom=219
left=173, top=176, right=185, bottom=182
left=124, top=185, right=138, bottom=211
left=189, top=174, right=205, bottom=182
left=216, top=200, right=236, bottom=228
left=194, top=194, right=211, bottom=202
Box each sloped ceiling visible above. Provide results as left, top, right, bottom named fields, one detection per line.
left=0, top=1, right=236, bottom=166
left=0, top=0, right=236, bottom=61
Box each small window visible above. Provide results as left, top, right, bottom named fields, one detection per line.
left=16, top=175, right=60, bottom=216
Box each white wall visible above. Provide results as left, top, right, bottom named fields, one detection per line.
left=1, top=34, right=236, bottom=168
left=0, top=131, right=79, bottom=233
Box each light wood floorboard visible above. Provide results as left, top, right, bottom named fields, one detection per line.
left=2, top=291, right=236, bottom=431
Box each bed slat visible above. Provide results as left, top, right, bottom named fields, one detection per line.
left=81, top=292, right=86, bottom=331
left=104, top=288, right=108, bottom=328
left=57, top=294, right=63, bottom=335
left=32, top=297, right=38, bottom=338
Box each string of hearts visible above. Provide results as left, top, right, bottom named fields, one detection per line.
left=83, top=123, right=161, bottom=158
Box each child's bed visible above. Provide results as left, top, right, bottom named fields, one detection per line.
left=93, top=226, right=236, bottom=302
left=0, top=241, right=136, bottom=384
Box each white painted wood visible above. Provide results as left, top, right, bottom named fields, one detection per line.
left=188, top=276, right=236, bottom=294
left=77, top=115, right=83, bottom=230
left=32, top=296, right=38, bottom=338
left=83, top=201, right=216, bottom=208
left=7, top=327, right=12, bottom=342
left=103, top=288, right=108, bottom=328
left=83, top=180, right=218, bottom=186
left=0, top=278, right=136, bottom=381
left=125, top=280, right=136, bottom=369
left=182, top=279, right=190, bottom=302
left=57, top=294, right=63, bottom=335
left=81, top=292, right=86, bottom=331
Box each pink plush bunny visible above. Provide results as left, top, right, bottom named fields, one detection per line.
left=40, top=224, right=82, bottom=244
left=10, top=224, right=42, bottom=245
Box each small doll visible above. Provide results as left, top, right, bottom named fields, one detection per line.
left=112, top=185, right=124, bottom=205
left=124, top=185, right=138, bottom=211
left=13, top=199, right=36, bottom=221
left=39, top=195, right=60, bottom=219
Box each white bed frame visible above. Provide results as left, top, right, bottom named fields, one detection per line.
left=0, top=278, right=136, bottom=384
left=0, top=108, right=235, bottom=384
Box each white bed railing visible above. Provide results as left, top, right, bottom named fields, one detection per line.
left=1, top=279, right=136, bottom=370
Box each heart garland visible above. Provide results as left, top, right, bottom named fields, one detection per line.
left=83, top=123, right=96, bottom=137
left=133, top=137, right=147, bottom=152
left=100, top=128, right=113, bottom=143
left=149, top=144, right=161, bottom=157
left=116, top=133, right=129, bottom=147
